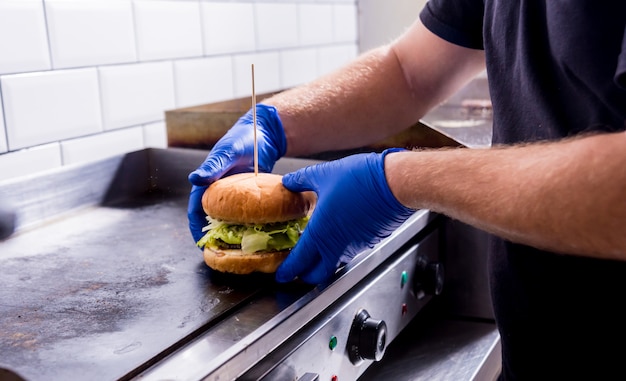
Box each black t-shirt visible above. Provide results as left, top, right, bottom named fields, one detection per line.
left=421, top=1, right=626, bottom=379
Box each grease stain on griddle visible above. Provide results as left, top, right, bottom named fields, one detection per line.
left=0, top=252, right=173, bottom=353
left=177, top=297, right=220, bottom=329
left=113, top=341, right=142, bottom=355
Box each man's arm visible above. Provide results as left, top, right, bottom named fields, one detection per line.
left=264, top=20, right=486, bottom=157
left=385, top=132, right=626, bottom=260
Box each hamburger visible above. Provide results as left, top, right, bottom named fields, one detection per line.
left=196, top=172, right=313, bottom=274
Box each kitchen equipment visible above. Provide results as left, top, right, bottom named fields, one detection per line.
left=0, top=148, right=449, bottom=381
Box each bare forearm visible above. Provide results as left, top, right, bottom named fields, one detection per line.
left=266, top=46, right=420, bottom=156
left=385, top=132, right=626, bottom=260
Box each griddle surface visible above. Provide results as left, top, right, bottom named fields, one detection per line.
left=0, top=193, right=283, bottom=380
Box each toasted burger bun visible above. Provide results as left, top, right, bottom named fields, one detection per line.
left=200, top=172, right=313, bottom=274
left=203, top=247, right=290, bottom=274
left=202, top=172, right=312, bottom=224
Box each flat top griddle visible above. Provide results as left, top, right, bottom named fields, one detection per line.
left=0, top=149, right=314, bottom=381
left=0, top=148, right=436, bottom=381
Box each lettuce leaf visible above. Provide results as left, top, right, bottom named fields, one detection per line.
left=196, top=217, right=309, bottom=254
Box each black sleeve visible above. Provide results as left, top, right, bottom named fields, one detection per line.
left=615, top=26, right=626, bottom=89
left=419, top=0, right=485, bottom=50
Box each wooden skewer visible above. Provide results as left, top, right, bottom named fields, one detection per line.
left=251, top=64, right=259, bottom=176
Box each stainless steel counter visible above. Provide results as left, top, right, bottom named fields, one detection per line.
left=360, top=308, right=501, bottom=380
left=421, top=75, right=493, bottom=149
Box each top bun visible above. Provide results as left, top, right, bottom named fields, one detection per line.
left=202, top=172, right=312, bottom=224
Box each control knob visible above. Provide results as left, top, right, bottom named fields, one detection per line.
left=347, top=309, right=387, bottom=365
left=413, top=256, right=444, bottom=298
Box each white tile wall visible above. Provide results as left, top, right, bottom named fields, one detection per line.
left=174, top=57, right=234, bottom=108
left=280, top=48, right=318, bottom=88
left=334, top=4, right=359, bottom=42
left=201, top=3, right=256, bottom=55
left=134, top=0, right=203, bottom=61
left=299, top=4, right=334, bottom=46
left=0, top=143, right=62, bottom=182
left=0, top=1, right=51, bottom=75
left=2, top=69, right=102, bottom=151
left=0, top=0, right=360, bottom=183
left=255, top=3, right=299, bottom=50
left=61, top=127, right=144, bottom=165
left=99, top=62, right=175, bottom=130
left=0, top=92, right=6, bottom=153
left=46, top=0, right=137, bottom=69
left=143, top=121, right=168, bottom=149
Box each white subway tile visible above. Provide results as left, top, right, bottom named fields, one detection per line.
left=299, top=4, right=333, bottom=46
left=0, top=1, right=51, bottom=75
left=280, top=48, right=317, bottom=88
left=256, top=3, right=298, bottom=50
left=61, top=127, right=144, bottom=166
left=333, top=4, right=358, bottom=43
left=318, top=44, right=358, bottom=76
left=134, top=1, right=203, bottom=61
left=99, top=62, right=175, bottom=130
left=45, top=0, right=137, bottom=69
left=174, top=56, right=234, bottom=108
left=0, top=143, right=62, bottom=183
left=0, top=93, right=7, bottom=153
left=201, top=3, right=255, bottom=55
left=143, top=121, right=168, bottom=149
left=232, top=52, right=281, bottom=98
left=2, top=69, right=102, bottom=151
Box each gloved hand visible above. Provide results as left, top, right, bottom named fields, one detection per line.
left=187, top=104, right=287, bottom=244
left=276, top=149, right=416, bottom=284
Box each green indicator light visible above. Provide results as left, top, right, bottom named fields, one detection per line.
left=329, top=335, right=338, bottom=350
left=401, top=271, right=408, bottom=287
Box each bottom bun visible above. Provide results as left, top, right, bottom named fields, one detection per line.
left=203, top=247, right=290, bottom=274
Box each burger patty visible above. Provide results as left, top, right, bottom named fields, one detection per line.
left=217, top=241, right=241, bottom=250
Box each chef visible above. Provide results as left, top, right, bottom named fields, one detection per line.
left=188, top=1, right=626, bottom=379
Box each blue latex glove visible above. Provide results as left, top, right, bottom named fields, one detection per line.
left=187, top=104, right=287, bottom=244
left=276, top=149, right=416, bottom=284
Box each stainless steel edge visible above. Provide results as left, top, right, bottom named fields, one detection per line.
left=0, top=154, right=127, bottom=233
left=470, top=335, right=502, bottom=381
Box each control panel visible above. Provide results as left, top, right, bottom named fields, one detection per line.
left=241, top=228, right=443, bottom=381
